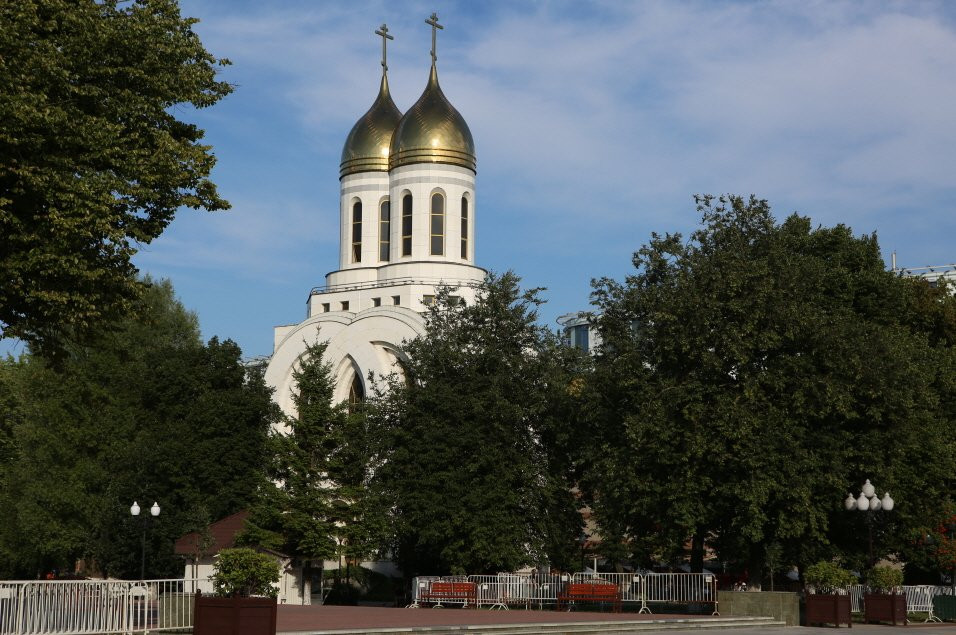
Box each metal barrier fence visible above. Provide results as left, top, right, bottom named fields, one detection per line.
left=0, top=578, right=202, bottom=635
left=848, top=584, right=953, bottom=622
left=410, top=572, right=718, bottom=614
left=465, top=573, right=571, bottom=609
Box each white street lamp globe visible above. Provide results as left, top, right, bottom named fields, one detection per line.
left=844, top=494, right=856, bottom=510
left=130, top=501, right=141, bottom=516
left=862, top=479, right=875, bottom=498
left=870, top=496, right=882, bottom=511
left=856, top=492, right=870, bottom=511
left=881, top=493, right=894, bottom=511
left=150, top=502, right=161, bottom=517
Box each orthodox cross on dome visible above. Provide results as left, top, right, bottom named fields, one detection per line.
left=375, top=23, right=393, bottom=72
left=426, top=12, right=443, bottom=64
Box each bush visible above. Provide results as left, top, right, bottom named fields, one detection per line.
left=865, top=566, right=903, bottom=592
left=211, top=548, right=280, bottom=597
left=804, top=561, right=856, bottom=594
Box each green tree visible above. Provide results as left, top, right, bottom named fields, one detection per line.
left=0, top=0, right=232, bottom=358
left=369, top=273, right=583, bottom=576
left=241, top=339, right=378, bottom=603
left=0, top=279, right=273, bottom=578
left=584, top=195, right=956, bottom=583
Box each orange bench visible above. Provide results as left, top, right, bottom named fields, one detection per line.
left=556, top=582, right=622, bottom=612
left=421, top=581, right=478, bottom=608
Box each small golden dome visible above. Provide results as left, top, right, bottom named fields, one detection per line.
left=340, top=73, right=403, bottom=178
left=389, top=64, right=476, bottom=172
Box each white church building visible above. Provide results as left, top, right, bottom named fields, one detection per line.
left=264, top=17, right=486, bottom=415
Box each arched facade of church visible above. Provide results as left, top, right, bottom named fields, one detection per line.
left=264, top=20, right=485, bottom=419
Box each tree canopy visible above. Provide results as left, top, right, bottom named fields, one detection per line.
left=240, top=338, right=381, bottom=602
left=583, top=195, right=956, bottom=580
left=0, top=0, right=232, bottom=357
left=0, top=279, right=273, bottom=578
left=369, top=273, right=585, bottom=576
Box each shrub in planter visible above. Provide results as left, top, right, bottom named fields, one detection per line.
left=804, top=561, right=855, bottom=594
left=194, top=548, right=281, bottom=635
left=211, top=548, right=280, bottom=598
left=865, top=566, right=903, bottom=592
left=863, top=566, right=906, bottom=625
left=804, top=561, right=854, bottom=627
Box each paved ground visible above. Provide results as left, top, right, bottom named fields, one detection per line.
left=277, top=605, right=709, bottom=632
left=673, top=627, right=956, bottom=635
left=275, top=605, right=956, bottom=634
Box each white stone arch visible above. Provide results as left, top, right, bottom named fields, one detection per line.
left=370, top=340, right=411, bottom=387
left=265, top=308, right=426, bottom=425
left=332, top=354, right=364, bottom=406
left=265, top=316, right=349, bottom=420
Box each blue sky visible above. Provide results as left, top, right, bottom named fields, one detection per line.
left=8, top=0, right=956, bottom=359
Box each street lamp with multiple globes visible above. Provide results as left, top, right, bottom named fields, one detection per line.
left=844, top=480, right=894, bottom=567
left=130, top=501, right=160, bottom=580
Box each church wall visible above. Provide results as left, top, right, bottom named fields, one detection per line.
left=388, top=163, right=475, bottom=265
left=339, top=171, right=390, bottom=270
left=265, top=308, right=424, bottom=421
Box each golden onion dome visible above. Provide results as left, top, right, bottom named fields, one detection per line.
left=340, top=73, right=403, bottom=178
left=389, top=64, right=476, bottom=172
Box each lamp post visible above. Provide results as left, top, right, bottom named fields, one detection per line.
left=130, top=501, right=160, bottom=580
left=843, top=480, right=894, bottom=568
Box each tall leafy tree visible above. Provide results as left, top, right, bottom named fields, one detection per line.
left=0, top=279, right=273, bottom=578
left=0, top=0, right=232, bottom=357
left=241, top=339, right=379, bottom=603
left=369, top=273, right=584, bottom=576
left=584, top=195, right=956, bottom=581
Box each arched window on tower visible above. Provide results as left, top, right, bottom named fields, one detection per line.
left=351, top=201, right=362, bottom=263
left=379, top=199, right=390, bottom=261
left=401, top=194, right=412, bottom=257
left=461, top=196, right=469, bottom=259
left=348, top=373, right=365, bottom=414
left=430, top=192, right=444, bottom=256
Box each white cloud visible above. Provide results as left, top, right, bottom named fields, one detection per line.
left=159, top=0, right=956, bottom=351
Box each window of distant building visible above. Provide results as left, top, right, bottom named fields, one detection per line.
left=461, top=196, right=469, bottom=259
left=402, top=194, right=412, bottom=256
left=430, top=192, right=444, bottom=256
left=569, top=324, right=589, bottom=352
left=379, top=199, right=390, bottom=261
left=351, top=201, right=362, bottom=263
left=348, top=374, right=364, bottom=414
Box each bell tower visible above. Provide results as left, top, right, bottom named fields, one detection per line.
left=266, top=16, right=487, bottom=415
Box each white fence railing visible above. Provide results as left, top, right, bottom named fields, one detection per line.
left=0, top=578, right=202, bottom=635
left=847, top=584, right=953, bottom=622
left=410, top=572, right=718, bottom=614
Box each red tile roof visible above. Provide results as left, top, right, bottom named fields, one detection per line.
left=173, top=510, right=249, bottom=557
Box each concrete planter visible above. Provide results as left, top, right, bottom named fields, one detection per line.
left=718, top=590, right=800, bottom=626
left=193, top=591, right=277, bottom=635
left=863, top=592, right=906, bottom=625
left=805, top=593, right=852, bottom=627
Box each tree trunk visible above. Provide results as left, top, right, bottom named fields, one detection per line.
left=746, top=544, right=763, bottom=591
left=690, top=529, right=704, bottom=573
left=301, top=560, right=312, bottom=605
